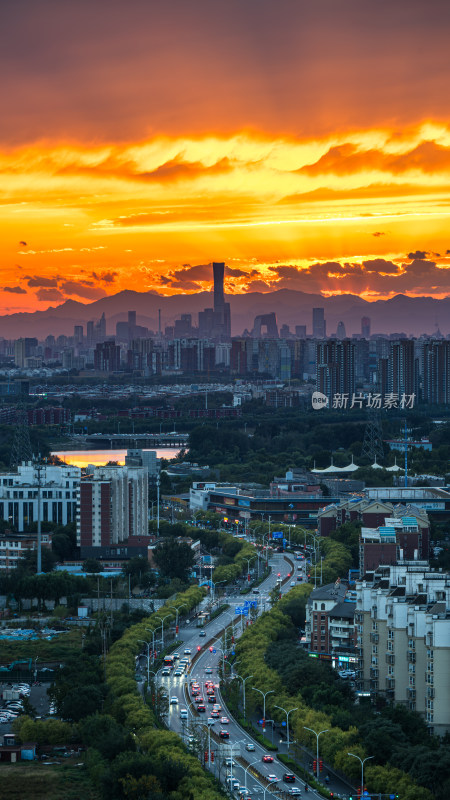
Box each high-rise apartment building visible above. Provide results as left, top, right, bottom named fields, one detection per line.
left=356, top=562, right=450, bottom=736
left=389, top=339, right=416, bottom=396
left=312, top=307, right=326, bottom=338
left=78, top=465, right=148, bottom=552
left=316, top=340, right=355, bottom=399
left=422, top=340, right=450, bottom=404
left=94, top=341, right=121, bottom=372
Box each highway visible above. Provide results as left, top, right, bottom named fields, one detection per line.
left=140, top=551, right=321, bottom=799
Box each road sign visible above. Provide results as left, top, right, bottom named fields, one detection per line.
left=281, top=721, right=286, bottom=726
left=212, top=648, right=216, bottom=654
left=272, top=531, right=283, bottom=539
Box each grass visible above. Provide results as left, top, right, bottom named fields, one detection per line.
left=0, top=628, right=85, bottom=664
left=0, top=761, right=101, bottom=800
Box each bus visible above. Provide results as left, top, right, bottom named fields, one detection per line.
left=163, top=655, right=174, bottom=668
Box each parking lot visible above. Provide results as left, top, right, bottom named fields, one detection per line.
left=0, top=681, right=54, bottom=732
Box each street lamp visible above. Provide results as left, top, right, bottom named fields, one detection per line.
left=347, top=752, right=374, bottom=796
left=156, top=473, right=160, bottom=535
left=169, top=603, right=187, bottom=635
left=244, top=758, right=261, bottom=789
left=274, top=704, right=298, bottom=751
left=235, top=673, right=253, bottom=720
left=137, top=639, right=152, bottom=685
left=145, top=625, right=162, bottom=662
left=252, top=687, right=274, bottom=732
left=304, top=726, right=329, bottom=779
left=263, top=780, right=279, bottom=800
left=154, top=614, right=171, bottom=650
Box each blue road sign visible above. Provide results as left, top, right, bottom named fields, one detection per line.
left=235, top=607, right=243, bottom=614
left=249, top=601, right=257, bottom=608
left=212, top=648, right=216, bottom=654
left=281, top=721, right=286, bottom=726
left=272, top=531, right=283, bottom=539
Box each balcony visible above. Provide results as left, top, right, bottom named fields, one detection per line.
left=370, top=668, right=379, bottom=678
left=386, top=654, right=395, bottom=665
left=427, top=687, right=435, bottom=699
left=370, top=633, right=379, bottom=644
left=407, top=652, right=416, bottom=663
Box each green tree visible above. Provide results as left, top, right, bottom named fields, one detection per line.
left=153, top=540, right=194, bottom=582
left=83, top=558, right=103, bottom=573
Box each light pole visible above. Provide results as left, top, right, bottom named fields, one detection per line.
left=304, top=726, right=329, bottom=778
left=252, top=687, right=274, bottom=732
left=263, top=780, right=279, bottom=800
left=145, top=625, right=162, bottom=662
left=156, top=473, right=160, bottom=535
left=274, top=704, right=298, bottom=751
left=347, top=752, right=374, bottom=796
left=235, top=673, right=253, bottom=720
left=244, top=758, right=261, bottom=789
left=137, top=639, right=152, bottom=685
left=154, top=614, right=171, bottom=650
left=169, top=603, right=187, bottom=635
left=244, top=556, right=256, bottom=585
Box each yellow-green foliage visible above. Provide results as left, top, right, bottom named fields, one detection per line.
left=234, top=599, right=434, bottom=800
left=105, top=584, right=225, bottom=800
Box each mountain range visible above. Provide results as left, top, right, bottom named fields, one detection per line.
left=0, top=290, right=448, bottom=339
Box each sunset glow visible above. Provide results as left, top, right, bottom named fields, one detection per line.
left=2, top=0, right=450, bottom=312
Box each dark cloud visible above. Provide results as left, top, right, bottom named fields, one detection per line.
left=36, top=288, right=64, bottom=301
left=26, top=275, right=58, bottom=288
left=57, top=153, right=234, bottom=184
left=363, top=258, right=399, bottom=274
left=19, top=241, right=27, bottom=246
left=3, top=285, right=27, bottom=294
left=59, top=281, right=107, bottom=300
left=91, top=271, right=117, bottom=283
left=225, top=267, right=250, bottom=278
left=372, top=231, right=385, bottom=237
left=407, top=250, right=428, bottom=260
left=300, top=141, right=450, bottom=177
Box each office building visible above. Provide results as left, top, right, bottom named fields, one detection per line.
left=312, top=307, right=326, bottom=338
left=0, top=462, right=80, bottom=531
left=361, top=316, right=371, bottom=338
left=356, top=562, right=450, bottom=735
left=336, top=321, right=346, bottom=339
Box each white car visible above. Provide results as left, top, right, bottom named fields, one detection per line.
left=288, top=789, right=302, bottom=796
left=267, top=774, right=279, bottom=782
left=170, top=696, right=178, bottom=704
left=246, top=742, right=255, bottom=751
left=180, top=708, right=188, bottom=719
left=184, top=648, right=191, bottom=655
left=207, top=717, right=215, bottom=725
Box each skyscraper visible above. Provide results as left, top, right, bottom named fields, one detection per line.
left=336, top=321, right=346, bottom=339
left=211, top=261, right=231, bottom=338
left=361, top=316, right=371, bottom=338
left=213, top=261, right=225, bottom=309
left=313, top=307, right=326, bottom=338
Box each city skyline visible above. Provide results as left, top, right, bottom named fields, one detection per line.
left=1, top=1, right=450, bottom=313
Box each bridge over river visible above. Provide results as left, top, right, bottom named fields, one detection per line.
left=84, top=432, right=189, bottom=449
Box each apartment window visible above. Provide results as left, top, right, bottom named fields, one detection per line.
left=372, top=646, right=378, bottom=655
left=388, top=630, right=394, bottom=640
left=426, top=712, right=434, bottom=723
left=427, top=662, right=433, bottom=673
left=387, top=642, right=393, bottom=652
left=427, top=650, right=434, bottom=660
left=321, top=603, right=325, bottom=611
left=409, top=675, right=415, bottom=686
left=426, top=700, right=434, bottom=710
left=408, top=664, right=415, bottom=674
left=388, top=666, right=394, bottom=676
left=372, top=622, right=378, bottom=631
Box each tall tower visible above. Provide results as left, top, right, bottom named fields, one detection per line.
left=212, top=261, right=231, bottom=338
left=313, top=307, right=326, bottom=338
left=213, top=262, right=225, bottom=311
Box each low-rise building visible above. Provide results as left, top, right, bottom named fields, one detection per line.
left=0, top=462, right=80, bottom=531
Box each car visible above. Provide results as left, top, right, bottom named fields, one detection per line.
left=173, top=669, right=183, bottom=676
left=180, top=708, right=188, bottom=719
left=170, top=696, right=178, bottom=704
left=199, top=630, right=206, bottom=637
left=246, top=742, right=255, bottom=751
left=220, top=716, right=229, bottom=724
left=288, top=789, right=302, bottom=796
left=197, top=704, right=206, bottom=712
left=211, top=710, right=220, bottom=718
left=205, top=668, right=213, bottom=675
left=208, top=695, right=216, bottom=703
left=207, top=717, right=215, bottom=725
left=283, top=773, right=295, bottom=783
left=262, top=755, right=274, bottom=763
left=184, top=648, right=191, bottom=655
left=172, top=652, right=180, bottom=660
left=239, top=789, right=249, bottom=796
left=253, top=589, right=260, bottom=594
left=267, top=774, right=278, bottom=782
left=290, top=581, right=296, bottom=587
left=225, top=758, right=236, bottom=767
left=161, top=667, right=171, bottom=676
left=226, top=777, right=240, bottom=789
left=219, top=730, right=230, bottom=739
left=195, top=696, right=204, bottom=704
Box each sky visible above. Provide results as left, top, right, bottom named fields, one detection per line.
left=1, top=0, right=450, bottom=313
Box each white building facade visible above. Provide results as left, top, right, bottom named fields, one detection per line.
left=0, top=462, right=80, bottom=530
